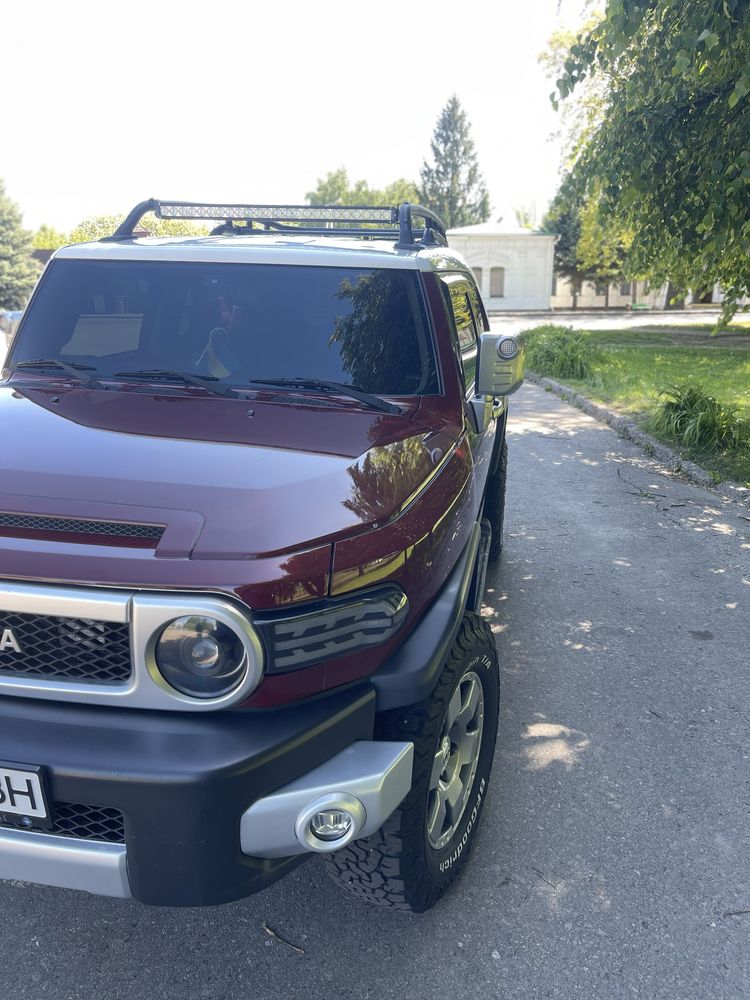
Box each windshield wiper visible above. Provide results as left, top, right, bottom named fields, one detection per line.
left=112, top=369, right=239, bottom=399
left=12, top=358, right=107, bottom=391
left=245, top=377, right=402, bottom=415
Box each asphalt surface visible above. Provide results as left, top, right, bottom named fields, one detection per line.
left=2, top=383, right=749, bottom=999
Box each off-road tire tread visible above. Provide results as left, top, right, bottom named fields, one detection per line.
left=324, top=612, right=497, bottom=912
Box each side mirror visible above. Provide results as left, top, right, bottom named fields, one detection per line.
left=476, top=333, right=525, bottom=397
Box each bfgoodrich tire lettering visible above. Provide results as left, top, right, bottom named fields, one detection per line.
left=324, top=612, right=499, bottom=912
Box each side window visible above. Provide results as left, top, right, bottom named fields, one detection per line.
left=448, top=282, right=479, bottom=394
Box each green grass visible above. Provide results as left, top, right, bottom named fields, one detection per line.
left=522, top=324, right=750, bottom=485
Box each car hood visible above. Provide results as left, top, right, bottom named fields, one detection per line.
left=0, top=384, right=455, bottom=558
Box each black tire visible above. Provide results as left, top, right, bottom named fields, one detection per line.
left=324, top=612, right=499, bottom=912
left=485, top=438, right=508, bottom=562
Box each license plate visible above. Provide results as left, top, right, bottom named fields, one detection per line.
left=0, top=762, right=50, bottom=826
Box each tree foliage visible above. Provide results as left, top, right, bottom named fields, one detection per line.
left=543, top=175, right=632, bottom=304
left=306, top=168, right=418, bottom=206
left=418, top=95, right=491, bottom=228
left=33, top=224, right=68, bottom=250
left=539, top=14, right=606, bottom=167
left=0, top=180, right=38, bottom=310
left=69, top=213, right=209, bottom=243
left=555, top=0, right=750, bottom=318
left=576, top=184, right=633, bottom=283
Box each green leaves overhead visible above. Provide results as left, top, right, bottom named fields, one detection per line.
left=553, top=0, right=750, bottom=320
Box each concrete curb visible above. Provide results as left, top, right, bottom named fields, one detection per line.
left=526, top=372, right=750, bottom=507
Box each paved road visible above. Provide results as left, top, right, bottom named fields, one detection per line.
left=2, top=384, right=749, bottom=999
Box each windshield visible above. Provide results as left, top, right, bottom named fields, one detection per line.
left=9, top=259, right=439, bottom=396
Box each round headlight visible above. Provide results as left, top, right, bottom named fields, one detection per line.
left=497, top=337, right=519, bottom=359
left=155, top=616, right=246, bottom=698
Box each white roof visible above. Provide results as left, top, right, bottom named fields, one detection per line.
left=54, top=233, right=469, bottom=273
left=447, top=220, right=550, bottom=238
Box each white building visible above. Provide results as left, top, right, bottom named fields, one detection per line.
left=550, top=277, right=668, bottom=311
left=446, top=220, right=556, bottom=311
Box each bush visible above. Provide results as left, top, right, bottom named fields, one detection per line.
left=523, top=325, right=601, bottom=380
left=652, top=384, right=744, bottom=451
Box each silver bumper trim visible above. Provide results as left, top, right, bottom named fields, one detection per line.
left=240, top=740, right=414, bottom=858
left=0, top=828, right=131, bottom=898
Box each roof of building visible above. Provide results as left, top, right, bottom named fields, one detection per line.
left=447, top=218, right=552, bottom=238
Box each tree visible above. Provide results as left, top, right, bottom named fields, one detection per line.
left=69, top=213, right=209, bottom=243
left=306, top=168, right=418, bottom=206
left=576, top=186, right=633, bottom=306
left=543, top=178, right=589, bottom=308
left=33, top=224, right=68, bottom=250
left=555, top=0, right=750, bottom=320
left=0, top=180, right=38, bottom=310
left=418, top=95, right=491, bottom=228
left=544, top=175, right=633, bottom=307
left=539, top=15, right=606, bottom=168
left=514, top=204, right=538, bottom=230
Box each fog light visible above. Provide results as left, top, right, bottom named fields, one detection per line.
left=310, top=810, right=354, bottom=843
left=497, top=336, right=519, bottom=359
left=294, top=793, right=366, bottom=852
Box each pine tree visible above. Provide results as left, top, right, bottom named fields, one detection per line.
left=418, top=96, right=491, bottom=228
left=0, top=181, right=38, bottom=310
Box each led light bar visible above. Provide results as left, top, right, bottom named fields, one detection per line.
left=108, top=198, right=448, bottom=247
left=156, top=202, right=398, bottom=224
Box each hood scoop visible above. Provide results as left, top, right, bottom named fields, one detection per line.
left=0, top=511, right=165, bottom=548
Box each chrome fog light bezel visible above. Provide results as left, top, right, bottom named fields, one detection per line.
left=294, top=793, right=366, bottom=852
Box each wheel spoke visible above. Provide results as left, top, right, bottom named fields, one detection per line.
left=443, top=772, right=464, bottom=813
left=457, top=726, right=480, bottom=766
left=430, top=747, right=446, bottom=789
left=454, top=677, right=480, bottom=732
left=427, top=787, right=447, bottom=841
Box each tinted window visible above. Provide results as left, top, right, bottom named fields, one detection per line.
left=11, top=260, right=439, bottom=396
left=446, top=281, right=478, bottom=393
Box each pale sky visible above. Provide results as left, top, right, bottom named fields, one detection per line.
left=2, top=0, right=584, bottom=232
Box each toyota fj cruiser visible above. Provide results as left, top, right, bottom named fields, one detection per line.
left=0, top=200, right=523, bottom=912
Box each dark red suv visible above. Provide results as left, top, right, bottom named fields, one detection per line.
left=0, top=201, right=524, bottom=911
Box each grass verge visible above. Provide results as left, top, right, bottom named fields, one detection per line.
left=522, top=325, right=750, bottom=486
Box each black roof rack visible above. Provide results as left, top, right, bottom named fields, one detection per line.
left=105, top=199, right=448, bottom=249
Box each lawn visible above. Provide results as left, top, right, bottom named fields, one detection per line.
left=521, top=324, right=750, bottom=486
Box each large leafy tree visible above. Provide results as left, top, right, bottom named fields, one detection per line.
left=555, top=0, right=750, bottom=319
left=0, top=180, right=38, bottom=309
left=306, top=168, right=418, bottom=206
left=418, top=95, right=491, bottom=228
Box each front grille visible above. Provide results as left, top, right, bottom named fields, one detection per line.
left=0, top=802, right=126, bottom=844
left=0, top=512, right=163, bottom=541
left=0, top=612, right=131, bottom=682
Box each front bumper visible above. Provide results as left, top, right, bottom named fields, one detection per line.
left=0, top=684, right=412, bottom=906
